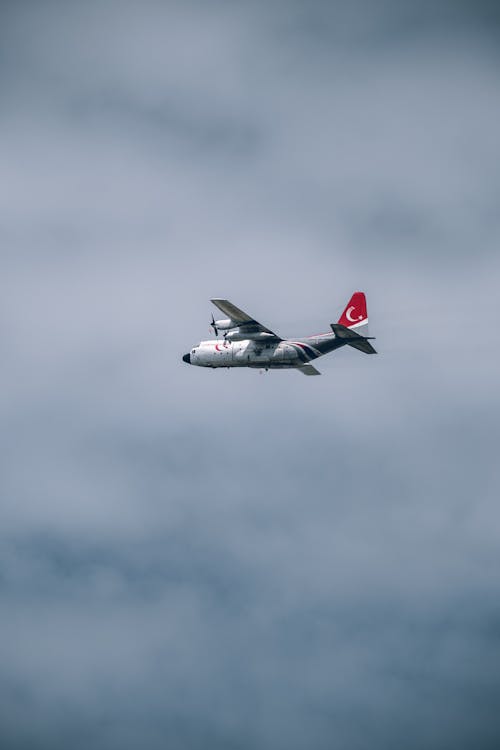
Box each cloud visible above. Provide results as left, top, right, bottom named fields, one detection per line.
left=1, top=1, right=500, bottom=748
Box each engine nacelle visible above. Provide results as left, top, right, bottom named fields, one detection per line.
left=214, top=318, right=236, bottom=331
left=225, top=330, right=275, bottom=342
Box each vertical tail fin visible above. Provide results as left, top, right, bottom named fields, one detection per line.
left=338, top=291, right=369, bottom=334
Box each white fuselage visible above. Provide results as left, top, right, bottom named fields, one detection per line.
left=187, top=337, right=330, bottom=369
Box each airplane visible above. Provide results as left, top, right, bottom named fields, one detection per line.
left=182, top=291, right=376, bottom=376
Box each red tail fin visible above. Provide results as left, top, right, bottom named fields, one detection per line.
left=338, top=292, right=368, bottom=329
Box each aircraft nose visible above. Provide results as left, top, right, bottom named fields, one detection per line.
left=182, top=352, right=191, bottom=364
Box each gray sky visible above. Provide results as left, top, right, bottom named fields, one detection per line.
left=1, top=1, right=500, bottom=748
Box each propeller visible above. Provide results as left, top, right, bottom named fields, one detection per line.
left=210, top=314, right=218, bottom=336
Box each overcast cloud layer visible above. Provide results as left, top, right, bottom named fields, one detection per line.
left=1, top=1, right=500, bottom=748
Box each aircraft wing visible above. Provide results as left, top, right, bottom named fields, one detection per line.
left=211, top=299, right=282, bottom=340
left=297, top=364, right=321, bottom=376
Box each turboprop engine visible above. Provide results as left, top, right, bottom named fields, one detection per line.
left=224, top=330, right=276, bottom=342
left=210, top=316, right=237, bottom=335
left=214, top=318, right=234, bottom=330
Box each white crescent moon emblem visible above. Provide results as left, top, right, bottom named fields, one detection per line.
left=346, top=305, right=363, bottom=323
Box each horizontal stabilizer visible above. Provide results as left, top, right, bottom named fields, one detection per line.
left=330, top=323, right=377, bottom=354
left=297, top=364, right=321, bottom=376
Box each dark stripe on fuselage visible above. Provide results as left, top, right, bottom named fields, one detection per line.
left=289, top=342, right=319, bottom=361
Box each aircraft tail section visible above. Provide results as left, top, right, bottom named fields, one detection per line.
left=338, top=291, right=369, bottom=333
left=330, top=323, right=377, bottom=354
